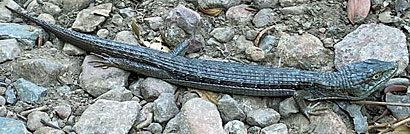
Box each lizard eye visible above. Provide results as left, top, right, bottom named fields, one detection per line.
left=372, top=74, right=381, bottom=80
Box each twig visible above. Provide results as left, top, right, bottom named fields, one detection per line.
left=350, top=101, right=410, bottom=107
left=254, top=25, right=276, bottom=47
left=20, top=105, right=48, bottom=116
left=371, top=109, right=389, bottom=123
left=378, top=116, right=410, bottom=134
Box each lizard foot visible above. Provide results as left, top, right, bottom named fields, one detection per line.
left=88, top=53, right=118, bottom=69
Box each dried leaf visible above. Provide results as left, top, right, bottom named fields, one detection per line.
left=347, top=0, right=371, bottom=24
left=130, top=19, right=146, bottom=46
left=199, top=8, right=223, bottom=16
left=188, top=88, right=221, bottom=104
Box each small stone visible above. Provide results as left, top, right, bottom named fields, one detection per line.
left=217, top=95, right=245, bottom=122
left=119, top=8, right=137, bottom=18
left=260, top=123, right=288, bottom=134
left=386, top=93, right=410, bottom=119
left=235, top=36, right=253, bottom=52
left=248, top=126, right=261, bottom=134
left=27, top=111, right=51, bottom=131
left=5, top=87, right=16, bottom=104
left=210, top=27, right=235, bottom=43
left=72, top=3, right=113, bottom=32
left=279, top=0, right=307, bottom=7
left=114, top=31, right=140, bottom=46
left=224, top=120, right=247, bottom=134
left=63, top=43, right=86, bottom=56
left=136, top=131, right=152, bottom=134
left=0, top=39, right=21, bottom=63
left=141, top=77, right=177, bottom=101
left=144, top=17, right=163, bottom=31
left=318, top=28, right=326, bottom=33
left=56, top=85, right=71, bottom=94
left=180, top=98, right=225, bottom=134
left=226, top=5, right=253, bottom=25
left=246, top=108, right=280, bottom=127
left=34, top=127, right=65, bottom=134
left=253, top=9, right=276, bottom=28
left=129, top=78, right=144, bottom=97
left=232, top=95, right=268, bottom=114
left=258, top=35, right=276, bottom=53
left=153, top=93, right=179, bottom=123
left=0, top=87, right=5, bottom=95
left=245, top=30, right=259, bottom=40
left=42, top=2, right=62, bottom=15
left=322, top=38, right=334, bottom=47
left=245, top=46, right=265, bottom=61
left=181, top=92, right=199, bottom=105
left=0, top=23, right=48, bottom=50
left=0, top=96, right=5, bottom=106
left=198, top=0, right=241, bottom=9
left=54, top=105, right=71, bottom=120
left=111, top=14, right=123, bottom=26
left=147, top=123, right=163, bottom=134
left=73, top=100, right=140, bottom=134
left=37, top=13, right=56, bottom=24
left=163, top=114, right=180, bottom=133
left=0, top=0, right=21, bottom=22
left=280, top=6, right=306, bottom=15
left=254, top=0, right=279, bottom=8
left=279, top=97, right=299, bottom=117
left=166, top=5, right=201, bottom=35
left=96, top=29, right=110, bottom=38
left=0, top=117, right=27, bottom=134
left=13, top=78, right=48, bottom=103
left=378, top=11, right=394, bottom=23
left=97, top=87, right=133, bottom=102
left=79, top=55, right=130, bottom=97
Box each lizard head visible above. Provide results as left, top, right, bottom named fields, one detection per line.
left=341, top=59, right=398, bottom=99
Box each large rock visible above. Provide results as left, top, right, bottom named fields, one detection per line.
left=0, top=117, right=28, bottom=134
left=13, top=78, right=48, bottom=103
left=0, top=39, right=21, bottom=63
left=0, top=23, right=48, bottom=49
left=180, top=98, right=225, bottom=134
left=73, top=100, right=140, bottom=134
left=334, top=24, right=408, bottom=73
left=153, top=93, right=179, bottom=123
left=72, top=3, right=112, bottom=32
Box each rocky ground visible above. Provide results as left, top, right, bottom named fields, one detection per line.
left=0, top=0, right=410, bottom=133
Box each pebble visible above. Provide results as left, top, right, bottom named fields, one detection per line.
left=232, top=95, right=268, bottom=114
left=63, top=43, right=86, bottom=56
left=73, top=100, right=141, bottom=134
left=141, top=77, right=177, bottom=101
left=114, top=31, right=140, bottom=46
left=5, top=87, right=16, bottom=104
left=97, top=87, right=133, bottom=102
left=258, top=35, right=276, bottom=53
left=27, top=111, right=51, bottom=131
left=248, top=126, right=262, bottom=134
left=253, top=8, right=276, bottom=28
left=12, top=58, right=67, bottom=86
left=224, top=120, right=247, bottom=134
left=245, top=46, right=265, bottom=61
left=42, top=2, right=62, bottom=15
left=246, top=108, right=280, bottom=127
left=278, top=97, right=299, bottom=117
left=13, top=78, right=48, bottom=103
left=235, top=36, right=253, bottom=52
left=0, top=39, right=21, bottom=63
left=54, top=105, right=72, bottom=120
left=0, top=96, right=5, bottom=106
left=147, top=123, right=163, bottom=134
left=226, top=5, right=254, bottom=25
left=210, top=27, right=235, bottom=43
left=198, top=0, right=241, bottom=9
left=111, top=14, right=124, bottom=26
left=34, top=127, right=65, bottom=134
left=96, top=29, right=110, bottom=38
left=119, top=7, right=137, bottom=18
left=280, top=6, right=306, bottom=15
left=334, top=24, right=408, bottom=74
left=144, top=17, right=163, bottom=31
left=37, top=13, right=56, bottom=24
left=254, top=0, right=279, bottom=8
left=217, top=95, right=246, bottom=122
left=153, top=93, right=179, bottom=123
left=72, top=3, right=112, bottom=32
left=260, top=123, right=288, bottom=134
left=163, top=114, right=180, bottom=133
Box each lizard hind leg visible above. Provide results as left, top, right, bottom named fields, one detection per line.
left=169, top=40, right=189, bottom=56
left=294, top=91, right=329, bottom=122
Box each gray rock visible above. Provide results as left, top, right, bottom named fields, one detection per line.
left=11, top=58, right=67, bottom=86
left=248, top=126, right=261, bottom=134
left=278, top=97, right=299, bottom=117
left=217, top=95, right=245, bottom=122
left=0, top=87, right=5, bottom=95
left=279, top=0, right=308, bottom=7
left=281, top=111, right=348, bottom=134
left=13, top=78, right=47, bottom=103
left=378, top=11, right=394, bottom=23
left=34, top=127, right=65, bottom=134
left=180, top=98, right=225, bottom=134
left=72, top=3, right=113, bottom=32
left=153, top=93, right=179, bottom=123
left=247, top=108, right=280, bottom=127
left=37, top=13, right=56, bottom=24
left=163, top=114, right=180, bottom=134
left=162, top=24, right=187, bottom=47
left=42, top=2, right=62, bottom=15
left=79, top=55, right=130, bottom=97
left=280, top=6, right=306, bottom=15
left=141, top=77, right=176, bottom=101
left=226, top=5, right=253, bottom=25
left=245, top=46, right=265, bottom=61
left=258, top=35, right=276, bottom=53
left=210, top=27, right=235, bottom=43
left=119, top=7, right=137, bottom=18
left=48, top=0, right=93, bottom=12
left=254, top=0, right=279, bottom=8
left=253, top=9, right=276, bottom=28
left=0, top=23, right=48, bottom=49
left=0, top=39, right=21, bottom=63
left=386, top=93, right=410, bottom=119
left=114, top=31, right=140, bottom=46
left=224, top=120, right=247, bottom=134
left=334, top=24, right=408, bottom=74
left=0, top=117, right=28, bottom=134
left=0, top=106, right=7, bottom=117
left=56, top=85, right=71, bottom=94
left=232, top=95, right=268, bottom=113
left=198, top=0, right=241, bottom=9
left=147, top=123, right=163, bottom=134
left=97, top=87, right=133, bottom=102
left=96, top=29, right=110, bottom=38
left=206, top=38, right=222, bottom=46
left=27, top=0, right=41, bottom=14
left=0, top=0, right=21, bottom=22
left=136, top=131, right=152, bottom=134
left=73, top=100, right=140, bottom=134
left=135, top=103, right=153, bottom=127
left=53, top=105, right=71, bottom=120
left=129, top=78, right=144, bottom=97
left=181, top=92, right=199, bottom=105
left=0, top=96, right=4, bottom=106
left=63, top=43, right=86, bottom=56
left=260, top=123, right=288, bottom=134
left=5, top=86, right=16, bottom=104
left=27, top=111, right=51, bottom=131
left=235, top=36, right=253, bottom=52
left=144, top=17, right=163, bottom=31
left=166, top=5, right=201, bottom=35
left=111, top=14, right=123, bottom=26
left=276, top=33, right=334, bottom=71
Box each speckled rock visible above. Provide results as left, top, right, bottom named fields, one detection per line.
left=210, top=27, right=235, bottom=43
left=224, top=120, right=247, bottom=134
left=226, top=5, right=253, bottom=25
left=153, top=93, right=179, bottom=123
left=141, top=77, right=177, bottom=101
left=217, top=95, right=245, bottom=122
left=72, top=3, right=112, bottom=32
left=13, top=78, right=48, bottom=103
left=246, top=108, right=280, bottom=127
left=0, top=39, right=21, bottom=63
left=0, top=117, right=28, bottom=134
left=260, top=123, right=288, bottom=134
left=0, top=23, right=48, bottom=49
left=27, top=111, right=51, bottom=131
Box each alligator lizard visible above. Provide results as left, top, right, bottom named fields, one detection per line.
left=6, top=6, right=397, bottom=106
